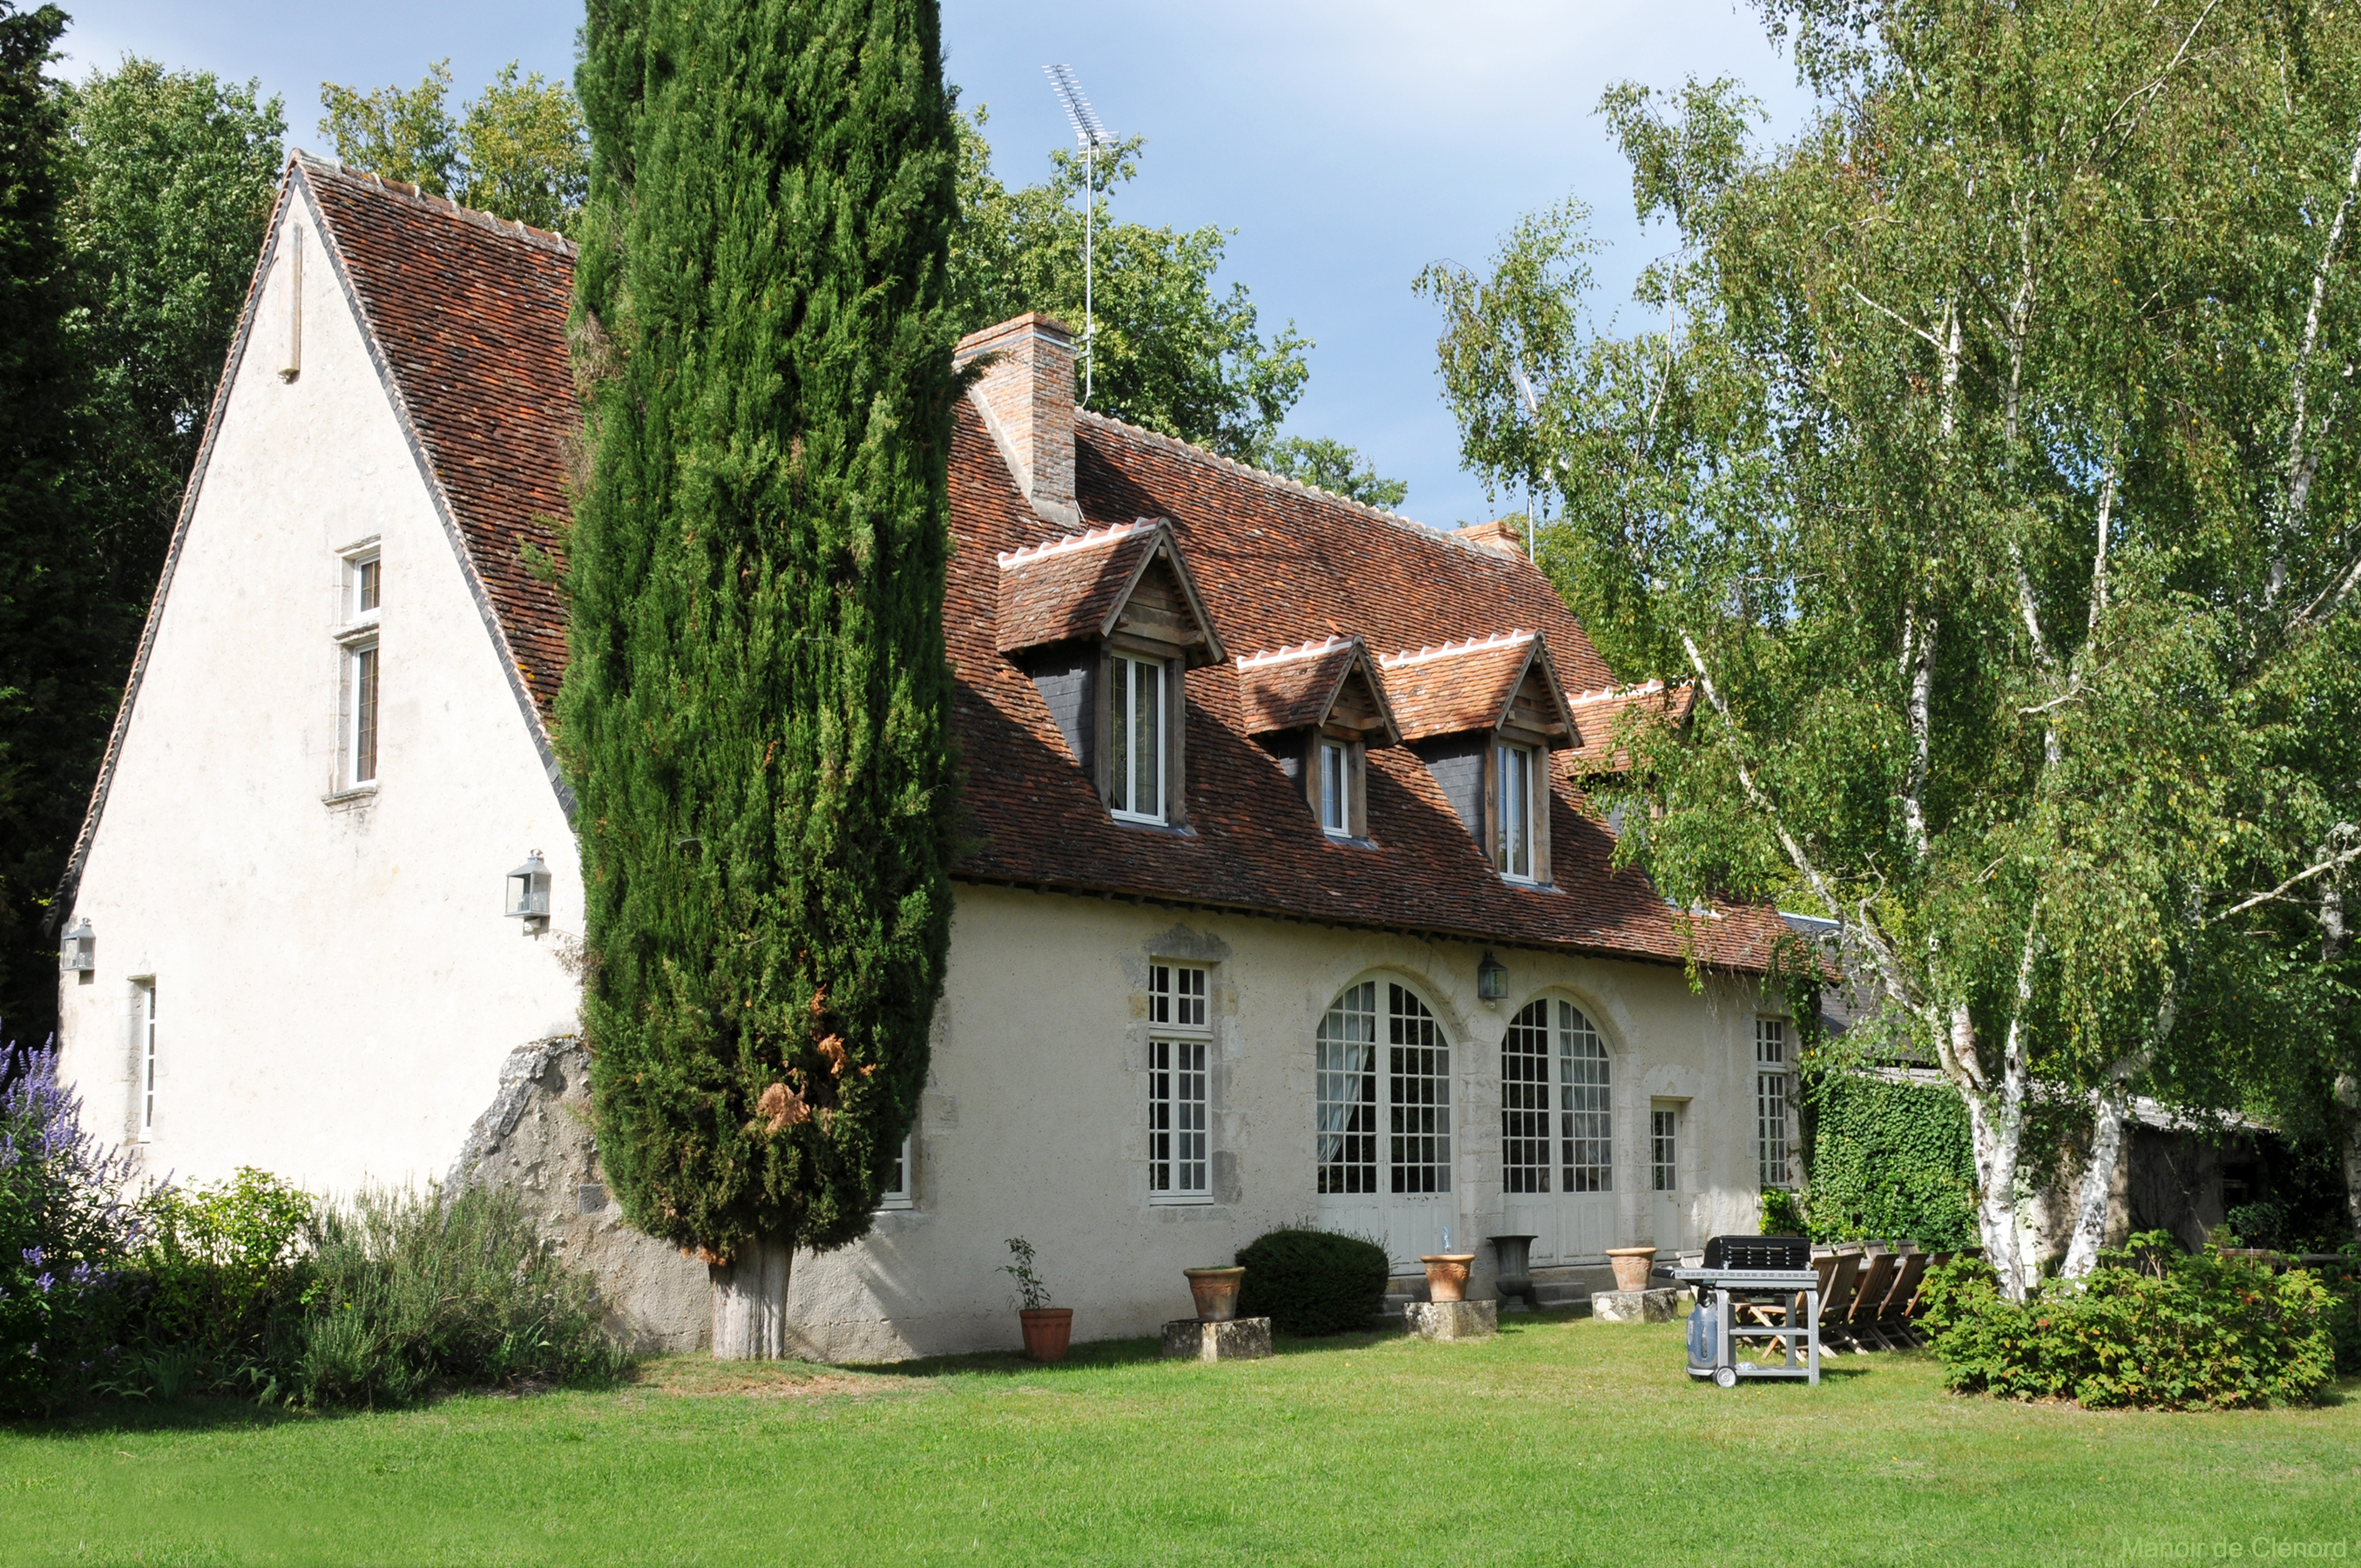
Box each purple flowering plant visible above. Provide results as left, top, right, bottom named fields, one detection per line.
left=1, top=1027, right=145, bottom=1416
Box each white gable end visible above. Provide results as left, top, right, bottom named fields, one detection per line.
left=57, top=180, right=582, bottom=1195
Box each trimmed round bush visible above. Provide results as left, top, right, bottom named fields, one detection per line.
left=1235, top=1227, right=1390, bottom=1335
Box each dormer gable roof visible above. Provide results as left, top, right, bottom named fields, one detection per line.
left=1234, top=636, right=1401, bottom=746
left=1378, top=630, right=1578, bottom=747
left=1567, top=679, right=1697, bottom=771
left=994, top=518, right=1224, bottom=665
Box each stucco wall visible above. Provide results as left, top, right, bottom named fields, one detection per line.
left=55, top=191, right=583, bottom=1195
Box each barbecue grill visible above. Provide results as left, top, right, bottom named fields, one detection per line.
left=1670, top=1234, right=1820, bottom=1387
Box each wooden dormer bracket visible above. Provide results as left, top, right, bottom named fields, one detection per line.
left=1099, top=519, right=1225, bottom=668
left=1493, top=632, right=1580, bottom=750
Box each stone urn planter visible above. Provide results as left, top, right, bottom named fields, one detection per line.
left=1018, top=1307, right=1074, bottom=1362
left=1607, top=1246, right=1658, bottom=1293
left=1421, top=1253, right=1477, bottom=1303
left=1491, top=1234, right=1538, bottom=1311
left=1183, top=1266, right=1247, bottom=1322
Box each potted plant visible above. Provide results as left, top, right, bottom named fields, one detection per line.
left=1003, top=1237, right=1071, bottom=1362
left=1606, top=1245, right=1657, bottom=1293
left=1182, top=1265, right=1246, bottom=1321
left=1420, top=1253, right=1476, bottom=1302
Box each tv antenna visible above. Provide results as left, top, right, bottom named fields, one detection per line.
left=1044, top=64, right=1116, bottom=407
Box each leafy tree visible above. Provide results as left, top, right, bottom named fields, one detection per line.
left=952, top=105, right=1309, bottom=463
left=565, top=0, right=962, bottom=1357
left=1255, top=435, right=1407, bottom=510
left=321, top=60, right=586, bottom=235
left=1430, top=0, right=2361, bottom=1286
left=59, top=57, right=285, bottom=610
left=0, top=3, right=109, bottom=1045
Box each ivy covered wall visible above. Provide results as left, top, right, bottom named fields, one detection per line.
left=1803, top=1072, right=1979, bottom=1249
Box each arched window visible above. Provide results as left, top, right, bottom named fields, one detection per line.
left=1316, top=981, right=1378, bottom=1193
left=1501, top=1000, right=1553, bottom=1193
left=1318, top=979, right=1452, bottom=1196
left=1559, top=1001, right=1611, bottom=1192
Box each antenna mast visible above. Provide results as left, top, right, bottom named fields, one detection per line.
left=1043, top=64, right=1115, bottom=407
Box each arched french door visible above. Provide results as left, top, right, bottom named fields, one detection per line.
left=1313, top=979, right=1456, bottom=1267
left=1500, top=997, right=1616, bottom=1264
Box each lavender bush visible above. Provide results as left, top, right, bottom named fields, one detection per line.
left=0, top=1030, right=145, bottom=1416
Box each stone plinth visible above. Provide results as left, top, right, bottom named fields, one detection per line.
left=1162, top=1316, right=1273, bottom=1362
left=1404, top=1299, right=1498, bottom=1342
left=1590, top=1288, right=1684, bottom=1322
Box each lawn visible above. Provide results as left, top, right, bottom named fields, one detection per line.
left=4, top=1311, right=2356, bottom=1566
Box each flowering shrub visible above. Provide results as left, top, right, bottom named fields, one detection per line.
left=0, top=1033, right=145, bottom=1416
left=1921, top=1233, right=2338, bottom=1409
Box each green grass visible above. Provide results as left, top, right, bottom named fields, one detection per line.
left=4, top=1312, right=2357, bottom=1566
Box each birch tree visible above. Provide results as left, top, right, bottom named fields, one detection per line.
left=1430, top=0, right=2361, bottom=1286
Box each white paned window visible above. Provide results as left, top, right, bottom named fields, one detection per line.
left=1148, top=1037, right=1209, bottom=1199
left=1756, top=1017, right=1791, bottom=1187
left=1388, top=983, right=1451, bottom=1194
left=1109, top=652, right=1163, bottom=821
left=879, top=1132, right=915, bottom=1210
left=1316, top=981, right=1379, bottom=1194
left=137, top=980, right=158, bottom=1140
left=1559, top=1000, right=1611, bottom=1192
left=1148, top=963, right=1208, bottom=1030
left=337, top=547, right=382, bottom=790
left=1652, top=1108, right=1677, bottom=1193
left=1318, top=740, right=1350, bottom=836
left=1147, top=961, right=1212, bottom=1202
left=1497, top=741, right=1535, bottom=880
left=1501, top=1000, right=1553, bottom=1194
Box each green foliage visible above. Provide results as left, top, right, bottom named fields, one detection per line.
left=1252, top=435, right=1407, bottom=510
left=951, top=105, right=1309, bottom=462
left=0, top=3, right=112, bottom=1041
left=999, top=1236, right=1051, bottom=1311
left=320, top=60, right=587, bottom=234
left=1759, top=1186, right=1806, bottom=1236
left=129, top=1166, right=308, bottom=1362
left=1234, top=1227, right=1390, bottom=1335
left=1922, top=1237, right=2338, bottom=1409
left=565, top=0, right=963, bottom=1265
left=1804, top=1072, right=1978, bottom=1248
left=59, top=57, right=283, bottom=612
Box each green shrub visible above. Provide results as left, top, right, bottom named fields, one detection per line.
left=1760, top=1188, right=1806, bottom=1236
left=132, top=1167, right=310, bottom=1362
left=1235, top=1228, right=1390, bottom=1335
left=278, top=1182, right=626, bottom=1408
left=1921, top=1233, right=2337, bottom=1409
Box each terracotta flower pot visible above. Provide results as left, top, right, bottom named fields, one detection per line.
left=1184, top=1266, right=1247, bottom=1322
left=1421, top=1253, right=1476, bottom=1303
left=1607, top=1246, right=1658, bottom=1293
left=1018, top=1307, right=1073, bottom=1362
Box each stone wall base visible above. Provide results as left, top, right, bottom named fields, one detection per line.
left=1404, top=1300, right=1498, bottom=1342
left=1161, top=1317, right=1274, bottom=1362
left=1591, top=1288, right=1685, bottom=1323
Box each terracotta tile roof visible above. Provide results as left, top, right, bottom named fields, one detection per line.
left=1234, top=637, right=1400, bottom=743
left=994, top=519, right=1222, bottom=663
left=299, top=154, right=576, bottom=733
left=1567, top=680, right=1696, bottom=771
left=73, top=164, right=1786, bottom=974
left=1378, top=631, right=1574, bottom=745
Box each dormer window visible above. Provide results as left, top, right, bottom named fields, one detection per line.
left=1496, top=740, right=1536, bottom=879
left=1109, top=652, right=1166, bottom=821
left=1235, top=636, right=1401, bottom=843
left=1382, top=630, right=1578, bottom=886
left=995, top=520, right=1226, bottom=829
left=1318, top=740, right=1350, bottom=836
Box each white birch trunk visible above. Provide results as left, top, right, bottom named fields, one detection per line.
left=709, top=1234, right=794, bottom=1360
left=2060, top=1078, right=2133, bottom=1278
left=1953, top=997, right=2032, bottom=1301
left=2336, top=1072, right=2361, bottom=1247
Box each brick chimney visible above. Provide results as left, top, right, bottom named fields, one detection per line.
left=1462, top=518, right=1526, bottom=556
left=954, top=313, right=1081, bottom=528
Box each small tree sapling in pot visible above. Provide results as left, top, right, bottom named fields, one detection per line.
left=1003, top=1237, right=1071, bottom=1362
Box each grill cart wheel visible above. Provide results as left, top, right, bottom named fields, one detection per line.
left=1714, top=1366, right=1738, bottom=1389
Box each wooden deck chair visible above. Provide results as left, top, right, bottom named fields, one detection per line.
left=1867, top=1252, right=1929, bottom=1348
left=1904, top=1251, right=1952, bottom=1322
left=1814, top=1249, right=1864, bottom=1351
left=1844, top=1252, right=1900, bottom=1353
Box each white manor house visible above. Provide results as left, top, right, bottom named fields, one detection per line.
left=54, top=155, right=1803, bottom=1357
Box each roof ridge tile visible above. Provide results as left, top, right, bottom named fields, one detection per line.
left=995, top=517, right=1157, bottom=568
left=1234, top=635, right=1355, bottom=669
left=1378, top=628, right=1535, bottom=667
left=294, top=150, right=579, bottom=258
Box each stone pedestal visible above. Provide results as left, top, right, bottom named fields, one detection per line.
left=1404, top=1299, right=1498, bottom=1342
left=1590, top=1288, right=1684, bottom=1323
left=1161, top=1316, right=1273, bottom=1362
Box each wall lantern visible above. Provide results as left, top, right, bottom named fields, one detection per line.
left=505, top=851, right=551, bottom=929
left=60, top=917, right=95, bottom=973
left=1477, top=950, right=1508, bottom=1007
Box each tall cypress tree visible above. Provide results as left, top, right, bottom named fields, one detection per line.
left=563, top=0, right=962, bottom=1355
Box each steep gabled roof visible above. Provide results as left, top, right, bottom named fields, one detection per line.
left=1235, top=637, right=1401, bottom=744
left=1379, top=631, right=1576, bottom=747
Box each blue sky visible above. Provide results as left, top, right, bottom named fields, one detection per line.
left=58, top=1, right=1812, bottom=529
